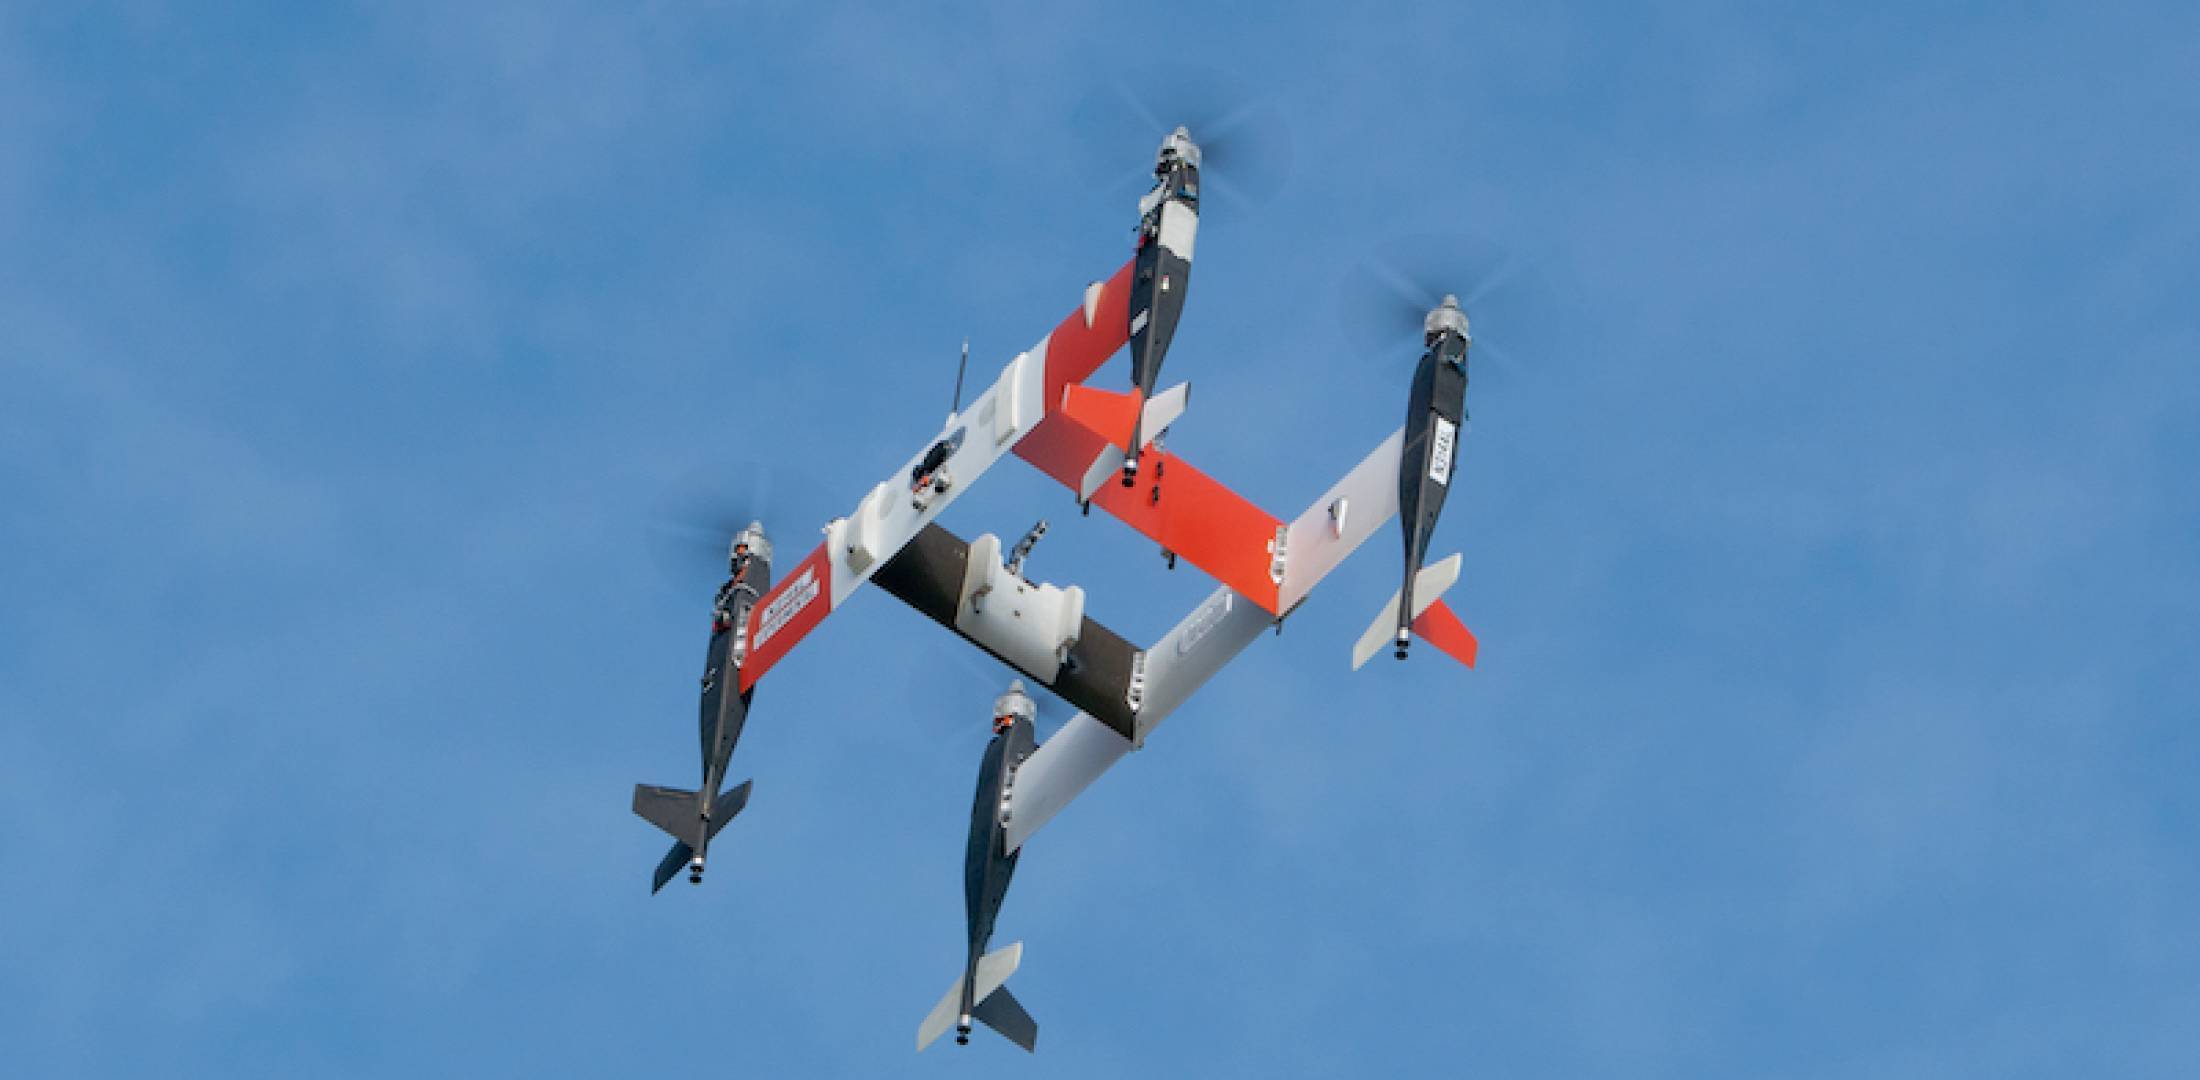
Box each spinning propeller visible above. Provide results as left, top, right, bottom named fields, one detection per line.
left=1073, top=78, right=1295, bottom=208
left=925, top=630, right=1071, bottom=741
left=1341, top=232, right=1561, bottom=381
left=643, top=455, right=805, bottom=596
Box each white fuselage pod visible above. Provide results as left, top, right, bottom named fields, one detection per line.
left=955, top=534, right=1086, bottom=683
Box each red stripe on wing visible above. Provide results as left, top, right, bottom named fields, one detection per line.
left=737, top=542, right=833, bottom=692
left=1095, top=451, right=1283, bottom=612
left=1039, top=260, right=1136, bottom=406
left=1018, top=399, right=1285, bottom=612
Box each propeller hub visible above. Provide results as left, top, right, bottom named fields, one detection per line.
left=993, top=680, right=1037, bottom=728
left=731, top=520, right=772, bottom=566
left=1156, top=125, right=1202, bottom=172
left=1425, top=294, right=1470, bottom=344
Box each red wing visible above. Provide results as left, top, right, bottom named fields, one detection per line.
left=737, top=543, right=832, bottom=693
left=1034, top=262, right=1137, bottom=408
left=1016, top=415, right=1284, bottom=613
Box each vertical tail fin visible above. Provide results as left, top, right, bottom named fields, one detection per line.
left=917, top=942, right=1029, bottom=1051
left=973, top=985, right=1038, bottom=1052
left=1411, top=599, right=1479, bottom=668
left=650, top=840, right=695, bottom=894
left=1351, top=554, right=1463, bottom=670
left=1062, top=383, right=1190, bottom=501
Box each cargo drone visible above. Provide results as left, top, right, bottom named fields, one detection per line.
left=630, top=124, right=1487, bottom=1051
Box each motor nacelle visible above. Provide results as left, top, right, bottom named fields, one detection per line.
left=1424, top=294, right=1470, bottom=345
left=1155, top=125, right=1202, bottom=173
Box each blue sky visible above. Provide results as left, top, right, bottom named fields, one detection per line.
left=5, top=2, right=2198, bottom=1075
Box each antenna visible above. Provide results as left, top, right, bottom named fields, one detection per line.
left=1005, top=519, right=1048, bottom=578
left=949, top=338, right=970, bottom=419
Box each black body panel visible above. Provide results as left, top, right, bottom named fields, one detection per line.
left=873, top=524, right=1141, bottom=740
left=1129, top=245, right=1192, bottom=401
left=1396, top=334, right=1468, bottom=635
left=1124, top=163, right=1198, bottom=458
left=698, top=549, right=772, bottom=796
left=633, top=539, right=773, bottom=891
left=960, top=717, right=1034, bottom=1023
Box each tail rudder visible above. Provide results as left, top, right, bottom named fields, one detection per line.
left=649, top=840, right=694, bottom=894
left=1351, top=554, right=1464, bottom=670
left=1061, top=384, right=1189, bottom=500
left=1411, top=599, right=1479, bottom=669
left=917, top=942, right=1030, bottom=1052
left=974, top=985, right=1037, bottom=1053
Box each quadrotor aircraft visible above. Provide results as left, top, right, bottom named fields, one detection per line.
left=631, top=125, right=1485, bottom=1053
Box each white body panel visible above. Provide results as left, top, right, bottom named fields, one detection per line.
left=827, top=348, right=1050, bottom=607
left=1135, top=585, right=1279, bottom=743
left=1142, top=381, right=1189, bottom=438
left=954, top=534, right=1085, bottom=683
left=1349, top=553, right=1464, bottom=670
left=1002, top=583, right=1272, bottom=854
left=1004, top=581, right=1271, bottom=854
left=1279, top=427, right=1404, bottom=611
left=1156, top=200, right=1198, bottom=261
left=1005, top=427, right=1421, bottom=853
left=1078, top=445, right=1125, bottom=504
left=1001, top=712, right=1132, bottom=854
left=1429, top=416, right=1458, bottom=485
left=1074, top=381, right=1192, bottom=501
left=916, top=942, right=1024, bottom=1051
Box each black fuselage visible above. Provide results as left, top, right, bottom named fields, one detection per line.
left=697, top=549, right=772, bottom=826
left=960, top=716, right=1035, bottom=1021
left=1125, top=163, right=1198, bottom=464
left=1396, top=331, right=1469, bottom=640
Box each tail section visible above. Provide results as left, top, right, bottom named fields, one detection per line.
left=917, top=942, right=1034, bottom=1052
left=1351, top=554, right=1463, bottom=670
left=1061, top=383, right=1190, bottom=501
left=650, top=840, right=695, bottom=894
left=973, top=986, right=1038, bottom=1052
left=633, top=780, right=753, bottom=892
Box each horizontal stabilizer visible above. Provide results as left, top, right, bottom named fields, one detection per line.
left=917, top=942, right=1024, bottom=1051
left=633, top=784, right=700, bottom=845
left=974, top=985, right=1038, bottom=1052
left=632, top=779, right=753, bottom=846
left=1412, top=599, right=1479, bottom=669
left=1351, top=554, right=1463, bottom=670
left=1078, top=443, right=1127, bottom=503
left=1140, top=382, right=1188, bottom=441
left=1066, top=384, right=1189, bottom=502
